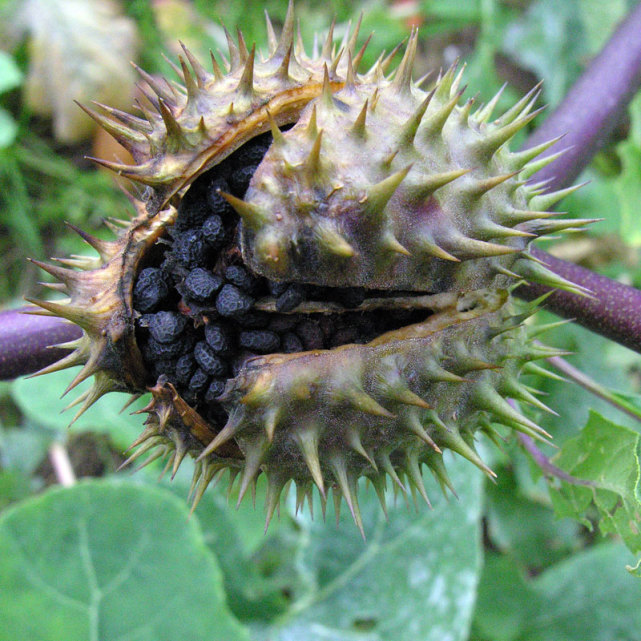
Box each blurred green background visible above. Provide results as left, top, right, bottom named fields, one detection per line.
left=0, top=1, right=640, bottom=640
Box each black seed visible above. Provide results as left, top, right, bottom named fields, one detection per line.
left=224, top=265, right=257, bottom=293
left=282, top=332, right=303, bottom=353
left=296, top=319, right=324, bottom=350
left=173, top=230, right=209, bottom=268
left=275, top=284, right=305, bottom=312
left=268, top=281, right=289, bottom=297
left=151, top=359, right=176, bottom=380
left=175, top=353, right=196, bottom=387
left=205, top=378, right=227, bottom=403
left=178, top=330, right=198, bottom=355
left=330, top=326, right=359, bottom=347
left=238, top=330, right=280, bottom=353
left=148, top=311, right=187, bottom=344
left=331, top=287, right=366, bottom=308
left=188, top=368, right=210, bottom=394
left=194, top=341, right=228, bottom=376
left=237, top=310, right=270, bottom=328
left=183, top=268, right=223, bottom=303
left=143, top=337, right=183, bottom=360
left=228, top=165, right=257, bottom=195
left=216, top=284, right=254, bottom=317
left=202, top=215, right=226, bottom=249
left=268, top=314, right=298, bottom=332
left=232, top=132, right=271, bottom=167
left=175, top=190, right=211, bottom=231
left=204, top=323, right=234, bottom=354
left=133, top=268, right=169, bottom=313
left=207, top=177, right=235, bottom=217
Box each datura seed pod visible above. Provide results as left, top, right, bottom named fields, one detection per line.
left=28, top=1, right=591, bottom=535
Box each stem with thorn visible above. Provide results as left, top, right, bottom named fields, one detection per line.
left=515, top=2, right=641, bottom=354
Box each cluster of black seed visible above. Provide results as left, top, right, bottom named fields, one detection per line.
left=132, top=132, right=426, bottom=426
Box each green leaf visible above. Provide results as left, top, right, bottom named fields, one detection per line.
left=11, top=368, right=147, bottom=451
left=549, top=411, right=641, bottom=559
left=261, top=455, right=484, bottom=641
left=0, top=479, right=250, bottom=641
left=0, top=108, right=18, bottom=148
left=474, top=544, right=641, bottom=641
left=0, top=50, right=22, bottom=94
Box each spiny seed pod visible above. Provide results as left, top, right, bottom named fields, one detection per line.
left=27, top=2, right=592, bottom=535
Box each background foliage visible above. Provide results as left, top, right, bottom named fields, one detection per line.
left=1, top=0, right=640, bottom=639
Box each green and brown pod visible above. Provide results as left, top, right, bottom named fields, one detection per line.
left=27, top=2, right=593, bottom=535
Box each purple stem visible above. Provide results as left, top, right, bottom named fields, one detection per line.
left=0, top=308, right=82, bottom=380
left=516, top=2, right=641, bottom=353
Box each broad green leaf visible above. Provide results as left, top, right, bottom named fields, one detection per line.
left=0, top=479, right=250, bottom=641
left=0, top=50, right=22, bottom=94
left=474, top=544, right=641, bottom=641
left=0, top=108, right=18, bottom=148
left=11, top=368, right=147, bottom=451
left=259, top=455, right=484, bottom=641
left=549, top=411, right=641, bottom=559
left=485, top=464, right=581, bottom=571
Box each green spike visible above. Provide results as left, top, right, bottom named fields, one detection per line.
left=347, top=429, right=378, bottom=470
left=500, top=378, right=558, bottom=416
left=519, top=149, right=568, bottom=180
left=387, top=386, right=432, bottom=409
left=320, top=64, right=334, bottom=108
left=337, top=385, right=395, bottom=418
left=314, top=220, right=356, bottom=257
left=423, top=89, right=464, bottom=135
left=350, top=99, right=368, bottom=138
left=415, top=238, right=460, bottom=262
left=420, top=358, right=467, bottom=384
left=76, top=102, right=147, bottom=152
left=266, top=109, right=286, bottom=146
left=513, top=258, right=593, bottom=297
left=403, top=449, right=431, bottom=506
left=507, top=135, right=565, bottom=171
left=494, top=81, right=543, bottom=127
left=391, top=29, right=418, bottom=93
left=523, top=362, right=567, bottom=382
left=264, top=472, right=288, bottom=532
left=401, top=92, right=434, bottom=143
left=363, top=165, right=412, bottom=221
left=197, top=410, right=244, bottom=460
left=528, top=183, right=585, bottom=211
left=474, top=108, right=543, bottom=157
left=473, top=83, right=507, bottom=123
left=236, top=45, right=255, bottom=97
left=264, top=10, right=278, bottom=53
left=320, top=17, right=336, bottom=59
left=467, top=171, right=519, bottom=197
left=527, top=319, right=573, bottom=339
left=405, top=412, right=441, bottom=452
left=473, top=220, right=536, bottom=240
left=438, top=428, right=496, bottom=479
left=423, top=450, right=458, bottom=498
left=306, top=129, right=323, bottom=174
left=381, top=233, right=411, bottom=256
left=368, top=474, right=389, bottom=519
left=275, top=0, right=295, bottom=58
left=473, top=383, right=551, bottom=438
left=443, top=234, right=520, bottom=259
left=380, top=452, right=406, bottom=492
left=295, top=426, right=325, bottom=496
left=264, top=406, right=280, bottom=442
left=330, top=455, right=364, bottom=537
left=525, top=218, right=598, bottom=237
left=220, top=192, right=270, bottom=230
left=408, top=167, right=470, bottom=201
left=237, top=435, right=269, bottom=507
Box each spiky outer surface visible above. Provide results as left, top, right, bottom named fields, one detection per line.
left=28, top=1, right=590, bottom=533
